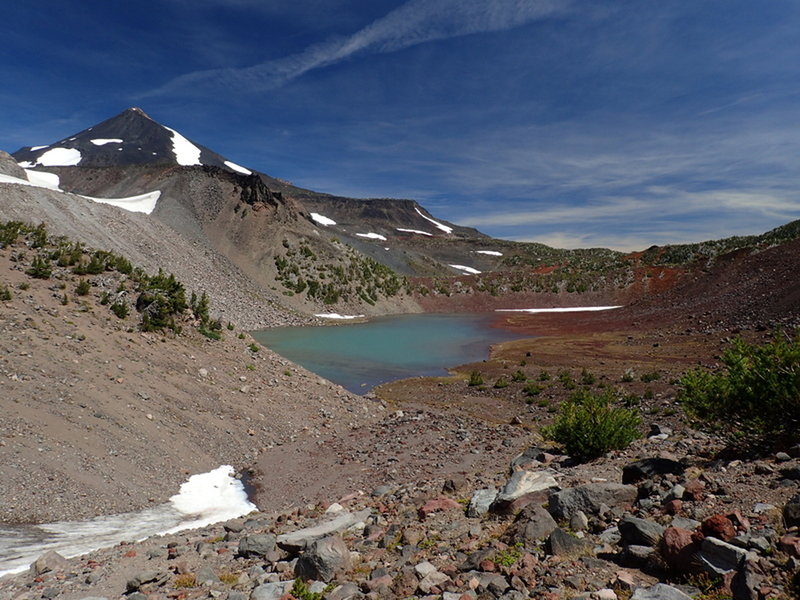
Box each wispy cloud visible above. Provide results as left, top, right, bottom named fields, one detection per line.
left=146, top=0, right=570, bottom=96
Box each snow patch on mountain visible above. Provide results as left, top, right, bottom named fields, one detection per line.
left=475, top=250, right=503, bottom=256
left=396, top=228, right=432, bottom=236
left=37, top=147, right=82, bottom=167
left=311, top=213, right=336, bottom=226
left=164, top=126, right=202, bottom=166
left=415, top=207, right=452, bottom=234
left=356, top=232, right=387, bottom=241
left=449, top=264, right=481, bottom=275
left=24, top=170, right=61, bottom=191
left=30, top=145, right=48, bottom=151
left=496, top=306, right=621, bottom=314
left=80, top=191, right=161, bottom=215
left=224, top=160, right=252, bottom=175
left=90, top=138, right=123, bottom=146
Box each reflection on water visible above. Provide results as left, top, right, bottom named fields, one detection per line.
left=252, top=313, right=525, bottom=393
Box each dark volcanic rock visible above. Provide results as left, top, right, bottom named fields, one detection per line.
left=622, top=458, right=685, bottom=484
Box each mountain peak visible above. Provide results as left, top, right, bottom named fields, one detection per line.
left=12, top=108, right=250, bottom=173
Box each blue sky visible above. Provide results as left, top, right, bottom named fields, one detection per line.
left=3, top=0, right=800, bottom=251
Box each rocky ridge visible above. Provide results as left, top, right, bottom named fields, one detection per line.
left=2, top=423, right=799, bottom=600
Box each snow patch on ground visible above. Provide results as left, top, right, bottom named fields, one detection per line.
left=414, top=207, right=452, bottom=234
left=475, top=250, right=503, bottom=256
left=0, top=466, right=254, bottom=577
left=310, top=213, right=336, bottom=226
left=90, top=138, right=123, bottom=146
left=17, top=161, right=36, bottom=168
left=79, top=191, right=161, bottom=215
left=164, top=126, right=202, bottom=166
left=449, top=264, right=481, bottom=275
left=1, top=172, right=160, bottom=214
left=36, top=147, right=82, bottom=166
left=24, top=170, right=61, bottom=191
left=30, top=145, right=48, bottom=151
left=224, top=160, right=252, bottom=175
left=496, top=306, right=622, bottom=314
left=356, top=232, right=387, bottom=241
left=396, top=228, right=432, bottom=236
left=314, top=313, right=365, bottom=320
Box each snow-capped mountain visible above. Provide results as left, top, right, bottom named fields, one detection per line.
left=13, top=108, right=252, bottom=174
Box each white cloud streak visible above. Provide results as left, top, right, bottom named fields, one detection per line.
left=148, top=0, right=569, bottom=95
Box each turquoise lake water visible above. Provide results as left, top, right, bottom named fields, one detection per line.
left=251, top=313, right=524, bottom=393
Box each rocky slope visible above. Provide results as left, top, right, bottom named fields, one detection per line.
left=0, top=226, right=382, bottom=523
left=1, top=415, right=798, bottom=600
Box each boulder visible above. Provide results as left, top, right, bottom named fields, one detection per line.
left=294, top=535, right=351, bottom=583
left=618, top=516, right=665, bottom=547
left=698, top=537, right=750, bottom=575
left=250, top=581, right=292, bottom=600
left=277, top=509, right=371, bottom=552
left=622, top=458, right=684, bottom=484
left=30, top=551, right=69, bottom=576
left=467, top=488, right=497, bottom=517
left=549, top=483, right=637, bottom=521
left=491, top=470, right=558, bottom=513
left=700, top=514, right=736, bottom=542
left=546, top=528, right=592, bottom=558
left=659, top=527, right=698, bottom=572
left=418, top=570, right=451, bottom=594
left=238, top=534, right=277, bottom=558
left=631, top=583, right=693, bottom=600
left=503, top=503, right=558, bottom=546
left=783, top=494, right=800, bottom=527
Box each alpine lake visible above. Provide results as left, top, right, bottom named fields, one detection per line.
left=251, top=313, right=525, bottom=393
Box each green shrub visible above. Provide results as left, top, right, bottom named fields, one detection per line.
left=580, top=368, right=596, bottom=385
left=75, top=279, right=91, bottom=296
left=543, top=390, right=641, bottom=461
left=248, top=343, right=260, bottom=353
left=494, top=376, right=509, bottom=389
left=110, top=301, right=129, bottom=319
left=678, top=333, right=800, bottom=449
left=0, top=285, right=11, bottom=301
left=511, top=369, right=527, bottom=382
left=640, top=371, right=661, bottom=383
left=523, top=382, right=542, bottom=396
left=537, top=370, right=551, bottom=382
left=468, top=370, right=484, bottom=386
left=26, top=254, right=51, bottom=279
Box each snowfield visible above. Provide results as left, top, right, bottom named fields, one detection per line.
left=36, top=147, right=83, bottom=167
left=396, top=228, right=432, bottom=236
left=475, top=250, right=503, bottom=256
left=164, top=126, right=202, bottom=166
left=496, top=306, right=622, bottom=314
left=224, top=160, right=252, bottom=175
left=23, top=170, right=61, bottom=191
left=90, top=138, right=123, bottom=146
left=356, top=232, right=387, bottom=241
left=79, top=191, right=161, bottom=215
left=414, top=206, right=452, bottom=234
left=0, top=172, right=160, bottom=215
left=449, top=264, right=482, bottom=275
left=310, top=213, right=337, bottom=226
left=314, top=313, right=366, bottom=320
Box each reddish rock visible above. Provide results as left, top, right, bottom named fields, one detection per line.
left=660, top=527, right=697, bottom=572
left=683, top=479, right=706, bottom=501
left=479, top=559, right=496, bottom=572
left=701, top=514, right=736, bottom=541
left=662, top=499, right=682, bottom=515
left=418, top=497, right=462, bottom=520
left=779, top=534, right=800, bottom=558
left=726, top=509, right=750, bottom=533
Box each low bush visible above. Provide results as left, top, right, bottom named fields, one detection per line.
left=678, top=332, right=800, bottom=450
left=543, top=390, right=641, bottom=461
left=468, top=370, right=484, bottom=386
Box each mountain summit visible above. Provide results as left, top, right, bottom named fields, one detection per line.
left=13, top=108, right=252, bottom=174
